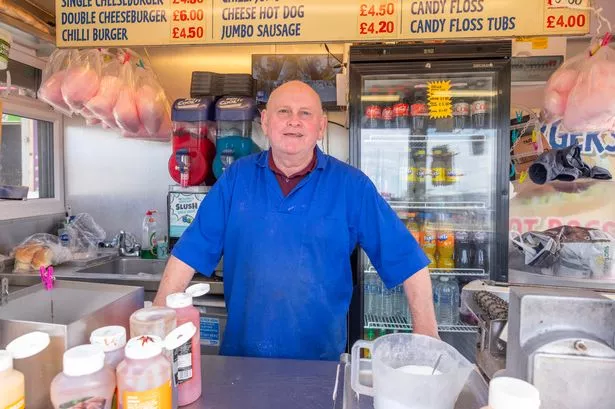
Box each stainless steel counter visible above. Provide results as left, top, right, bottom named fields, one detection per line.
left=189, top=355, right=488, bottom=409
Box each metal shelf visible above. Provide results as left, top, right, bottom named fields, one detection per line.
left=364, top=314, right=478, bottom=333
left=388, top=200, right=487, bottom=210
left=361, top=128, right=492, bottom=145
left=364, top=266, right=488, bottom=278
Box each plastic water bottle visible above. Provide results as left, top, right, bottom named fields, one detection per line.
left=364, top=274, right=378, bottom=316
left=381, top=282, right=393, bottom=318
left=394, top=285, right=405, bottom=317
left=435, top=277, right=459, bottom=325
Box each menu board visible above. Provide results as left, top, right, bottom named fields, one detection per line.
left=56, top=0, right=590, bottom=47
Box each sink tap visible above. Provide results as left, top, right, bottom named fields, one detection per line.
left=118, top=230, right=141, bottom=258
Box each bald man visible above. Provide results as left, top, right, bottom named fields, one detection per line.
left=154, top=81, right=437, bottom=360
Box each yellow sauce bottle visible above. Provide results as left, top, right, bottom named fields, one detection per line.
left=0, top=350, right=25, bottom=409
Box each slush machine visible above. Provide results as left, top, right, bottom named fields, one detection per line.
left=213, top=96, right=260, bottom=178
left=169, top=97, right=216, bottom=187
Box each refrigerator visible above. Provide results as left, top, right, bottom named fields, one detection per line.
left=347, top=41, right=511, bottom=357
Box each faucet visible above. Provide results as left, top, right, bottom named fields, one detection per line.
left=118, top=230, right=141, bottom=257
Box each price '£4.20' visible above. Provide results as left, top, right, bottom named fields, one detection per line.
left=358, top=2, right=398, bottom=37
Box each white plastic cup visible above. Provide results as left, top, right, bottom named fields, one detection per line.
left=489, top=377, right=540, bottom=409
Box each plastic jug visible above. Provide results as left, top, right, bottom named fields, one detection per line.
left=351, top=333, right=473, bottom=409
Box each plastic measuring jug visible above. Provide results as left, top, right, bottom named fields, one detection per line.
left=351, top=333, right=473, bottom=409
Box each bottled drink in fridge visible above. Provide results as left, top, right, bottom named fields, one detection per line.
left=363, top=104, right=382, bottom=129
left=393, top=285, right=406, bottom=317
left=455, top=229, right=473, bottom=270
left=412, top=146, right=427, bottom=201
left=435, top=277, right=459, bottom=325
left=364, top=274, right=379, bottom=316
left=421, top=213, right=438, bottom=268
left=473, top=228, right=489, bottom=272
left=471, top=99, right=489, bottom=129
left=431, top=146, right=447, bottom=187
left=411, top=92, right=429, bottom=135
left=382, top=105, right=395, bottom=129
left=393, top=100, right=410, bottom=128
left=381, top=284, right=394, bottom=317
left=407, top=149, right=417, bottom=200
left=405, top=213, right=422, bottom=245
left=452, top=98, right=470, bottom=130
left=436, top=214, right=455, bottom=269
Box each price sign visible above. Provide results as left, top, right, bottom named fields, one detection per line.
left=170, top=0, right=208, bottom=43
left=357, top=1, right=400, bottom=39
left=427, top=80, right=452, bottom=119
left=544, top=0, right=589, bottom=34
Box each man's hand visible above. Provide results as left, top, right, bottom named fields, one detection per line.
left=153, top=255, right=196, bottom=306
left=402, top=267, right=439, bottom=339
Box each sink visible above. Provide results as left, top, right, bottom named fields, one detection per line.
left=77, top=258, right=167, bottom=276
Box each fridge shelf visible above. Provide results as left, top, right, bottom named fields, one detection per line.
left=364, top=314, right=478, bottom=333
left=364, top=266, right=487, bottom=278
left=361, top=128, right=489, bottom=144
left=388, top=200, right=487, bottom=210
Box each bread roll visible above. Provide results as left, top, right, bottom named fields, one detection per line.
left=14, top=245, right=39, bottom=265
left=31, top=247, right=53, bottom=269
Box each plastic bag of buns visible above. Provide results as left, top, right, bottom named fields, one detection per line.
left=11, top=233, right=73, bottom=273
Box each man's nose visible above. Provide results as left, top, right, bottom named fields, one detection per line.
left=287, top=113, right=302, bottom=126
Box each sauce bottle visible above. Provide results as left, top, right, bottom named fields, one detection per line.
left=50, top=345, right=115, bottom=409
left=91, top=326, right=127, bottom=409
left=166, top=283, right=210, bottom=406
left=0, top=350, right=25, bottom=409
left=117, top=335, right=172, bottom=409
left=129, top=306, right=177, bottom=339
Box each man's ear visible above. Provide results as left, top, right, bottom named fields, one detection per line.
left=261, top=109, right=269, bottom=134
left=319, top=114, right=328, bottom=140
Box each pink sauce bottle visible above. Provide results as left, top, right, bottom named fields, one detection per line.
left=165, top=283, right=210, bottom=406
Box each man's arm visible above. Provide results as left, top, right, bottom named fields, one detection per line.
left=153, top=256, right=197, bottom=306
left=403, top=267, right=439, bottom=338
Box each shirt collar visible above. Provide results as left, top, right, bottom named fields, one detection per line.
left=257, top=145, right=327, bottom=171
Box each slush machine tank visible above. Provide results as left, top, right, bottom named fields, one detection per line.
left=213, top=96, right=259, bottom=178
left=169, top=98, right=216, bottom=187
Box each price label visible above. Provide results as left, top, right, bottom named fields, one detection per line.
left=357, top=1, right=399, bottom=38
left=170, top=0, right=208, bottom=43
left=546, top=0, right=587, bottom=9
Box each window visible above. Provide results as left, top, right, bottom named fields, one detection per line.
left=1, top=114, right=54, bottom=199
left=0, top=95, right=64, bottom=220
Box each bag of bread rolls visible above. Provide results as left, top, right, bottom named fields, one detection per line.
left=10, top=233, right=73, bottom=273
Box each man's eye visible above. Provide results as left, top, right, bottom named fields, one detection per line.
left=300, top=111, right=312, bottom=117
left=278, top=108, right=290, bottom=114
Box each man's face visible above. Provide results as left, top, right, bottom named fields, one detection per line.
left=261, top=81, right=327, bottom=158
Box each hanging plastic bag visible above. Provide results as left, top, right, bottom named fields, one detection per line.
left=38, top=49, right=74, bottom=116
left=86, top=51, right=122, bottom=127
left=134, top=67, right=171, bottom=141
left=10, top=233, right=73, bottom=272
left=113, top=61, right=142, bottom=134
left=61, top=49, right=102, bottom=112
left=64, top=213, right=107, bottom=257
left=563, top=42, right=615, bottom=132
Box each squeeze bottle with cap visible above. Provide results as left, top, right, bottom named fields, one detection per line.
left=0, top=350, right=25, bottom=409
left=6, top=331, right=51, bottom=409
left=90, top=326, right=127, bottom=370
left=50, top=345, right=116, bottom=409
left=166, top=283, right=210, bottom=406
left=117, top=335, right=172, bottom=409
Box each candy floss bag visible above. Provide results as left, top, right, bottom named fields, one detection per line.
left=113, top=59, right=142, bottom=135
left=563, top=37, right=615, bottom=132
left=133, top=67, right=171, bottom=142
left=61, top=49, right=102, bottom=112
left=542, top=51, right=587, bottom=124
left=38, top=49, right=74, bottom=116
left=85, top=50, right=122, bottom=129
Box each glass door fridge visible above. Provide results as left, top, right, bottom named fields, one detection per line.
left=347, top=41, right=511, bottom=354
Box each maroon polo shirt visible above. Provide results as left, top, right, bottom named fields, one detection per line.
left=268, top=149, right=318, bottom=196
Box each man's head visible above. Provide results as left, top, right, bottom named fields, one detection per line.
left=261, top=80, right=327, bottom=160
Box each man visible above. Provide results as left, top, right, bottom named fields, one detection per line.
left=154, top=80, right=437, bottom=360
